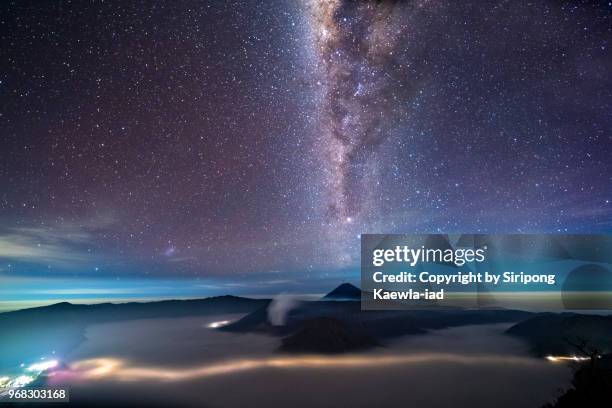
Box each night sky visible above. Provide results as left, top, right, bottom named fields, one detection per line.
left=0, top=1, right=610, bottom=306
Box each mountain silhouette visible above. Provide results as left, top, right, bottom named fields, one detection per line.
left=224, top=285, right=533, bottom=351
left=322, top=283, right=361, bottom=300
left=507, top=313, right=612, bottom=356
left=279, top=317, right=378, bottom=353
left=0, top=296, right=269, bottom=369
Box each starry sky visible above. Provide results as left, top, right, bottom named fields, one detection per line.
left=0, top=0, right=611, bottom=306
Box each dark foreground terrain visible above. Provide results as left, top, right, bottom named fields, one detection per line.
left=2, top=284, right=612, bottom=408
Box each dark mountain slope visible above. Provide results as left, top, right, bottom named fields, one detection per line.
left=506, top=313, right=612, bottom=356
left=322, top=283, right=361, bottom=300
left=0, top=296, right=269, bottom=369
left=280, top=317, right=378, bottom=353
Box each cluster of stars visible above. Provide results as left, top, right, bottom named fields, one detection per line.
left=0, top=0, right=609, bottom=282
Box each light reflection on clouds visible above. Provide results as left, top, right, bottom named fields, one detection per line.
left=55, top=353, right=544, bottom=383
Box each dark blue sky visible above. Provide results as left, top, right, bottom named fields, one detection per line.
left=0, top=1, right=610, bottom=307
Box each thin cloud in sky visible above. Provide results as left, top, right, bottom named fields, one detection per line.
left=0, top=225, right=97, bottom=268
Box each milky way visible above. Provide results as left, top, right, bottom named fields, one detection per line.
left=309, top=0, right=418, bottom=224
